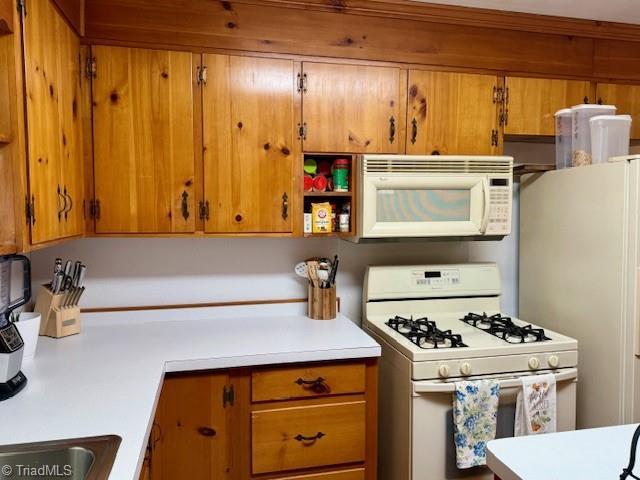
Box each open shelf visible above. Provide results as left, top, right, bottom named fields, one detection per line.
left=304, top=191, right=353, bottom=197
left=304, top=232, right=353, bottom=238
left=513, top=163, right=555, bottom=181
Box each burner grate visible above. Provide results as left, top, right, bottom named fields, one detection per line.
left=386, top=315, right=467, bottom=349
left=461, top=312, right=551, bottom=344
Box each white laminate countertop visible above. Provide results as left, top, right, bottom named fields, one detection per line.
left=0, top=303, right=380, bottom=479
left=487, top=423, right=640, bottom=479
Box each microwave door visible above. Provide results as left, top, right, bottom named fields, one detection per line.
left=362, top=175, right=490, bottom=238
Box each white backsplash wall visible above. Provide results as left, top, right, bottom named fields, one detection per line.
left=29, top=142, right=550, bottom=323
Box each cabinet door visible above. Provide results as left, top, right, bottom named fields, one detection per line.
left=23, top=0, right=83, bottom=244
left=152, top=372, right=231, bottom=480
left=202, top=55, right=297, bottom=233
left=92, top=46, right=195, bottom=233
left=406, top=71, right=499, bottom=155
left=597, top=83, right=640, bottom=139
left=302, top=63, right=402, bottom=153
left=504, top=77, right=591, bottom=136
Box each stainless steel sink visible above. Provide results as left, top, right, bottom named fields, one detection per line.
left=0, top=435, right=121, bottom=480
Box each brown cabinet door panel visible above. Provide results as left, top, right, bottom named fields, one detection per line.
left=504, top=77, right=591, bottom=136
left=597, top=83, right=640, bottom=140
left=407, top=70, right=499, bottom=155
left=23, top=0, right=83, bottom=243
left=92, top=46, right=195, bottom=233
left=203, top=55, right=296, bottom=233
left=302, top=63, right=401, bottom=154
left=152, top=372, right=230, bottom=480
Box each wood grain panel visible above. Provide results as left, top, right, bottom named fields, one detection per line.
left=302, top=62, right=401, bottom=153
left=252, top=362, right=366, bottom=402
left=406, top=70, right=499, bottom=155
left=152, top=371, right=230, bottom=480
left=594, top=40, right=640, bottom=81
left=52, top=0, right=84, bottom=36
left=271, top=469, right=365, bottom=480
left=0, top=0, right=12, bottom=34
left=202, top=54, right=296, bottom=233
left=597, top=83, right=640, bottom=139
left=84, top=0, right=595, bottom=78
left=92, top=45, right=195, bottom=233
left=0, top=144, right=16, bottom=254
left=251, top=401, right=366, bottom=474
left=504, top=77, right=592, bottom=136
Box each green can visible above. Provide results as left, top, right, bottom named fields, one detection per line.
left=332, top=158, right=350, bottom=192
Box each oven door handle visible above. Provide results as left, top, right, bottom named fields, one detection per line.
left=413, top=368, right=578, bottom=394
left=480, top=177, right=491, bottom=233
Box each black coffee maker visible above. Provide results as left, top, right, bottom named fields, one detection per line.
left=0, top=254, right=31, bottom=400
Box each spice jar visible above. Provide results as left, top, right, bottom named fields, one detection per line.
left=332, top=158, right=350, bottom=192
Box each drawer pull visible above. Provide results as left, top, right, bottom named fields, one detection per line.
left=294, top=432, right=325, bottom=442
left=294, top=376, right=329, bottom=393
left=197, top=427, right=216, bottom=437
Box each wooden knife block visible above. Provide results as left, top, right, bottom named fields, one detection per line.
left=34, top=286, right=81, bottom=338
left=307, top=284, right=337, bottom=320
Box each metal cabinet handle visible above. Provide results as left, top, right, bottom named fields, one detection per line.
left=411, top=118, right=418, bottom=144
left=282, top=192, right=288, bottom=220
left=389, top=116, right=396, bottom=143
left=64, top=187, right=72, bottom=220
left=57, top=185, right=67, bottom=221
left=294, top=432, right=325, bottom=442
left=584, top=95, right=589, bottom=104
left=181, top=191, right=189, bottom=220
left=294, top=376, right=328, bottom=393
left=197, top=427, right=216, bottom=437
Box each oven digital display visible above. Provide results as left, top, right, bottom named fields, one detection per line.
left=412, top=269, right=460, bottom=287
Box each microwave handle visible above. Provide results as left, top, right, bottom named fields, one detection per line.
left=413, top=368, right=578, bottom=394
left=480, top=177, right=490, bottom=233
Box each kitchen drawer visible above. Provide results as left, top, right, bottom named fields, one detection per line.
left=271, top=468, right=365, bottom=480
left=252, top=401, right=366, bottom=474
left=252, top=362, right=366, bottom=402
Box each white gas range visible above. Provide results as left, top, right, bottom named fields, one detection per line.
left=363, top=263, right=579, bottom=480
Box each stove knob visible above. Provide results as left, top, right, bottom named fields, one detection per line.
left=528, top=357, right=540, bottom=370
left=548, top=355, right=560, bottom=368
left=459, top=362, right=472, bottom=376
left=438, top=365, right=450, bottom=378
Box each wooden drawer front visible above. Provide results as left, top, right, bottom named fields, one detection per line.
left=252, top=363, right=366, bottom=402
left=252, top=401, right=366, bottom=474
left=271, top=468, right=365, bottom=480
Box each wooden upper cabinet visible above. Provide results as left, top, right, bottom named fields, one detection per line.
left=92, top=45, right=195, bottom=234
left=23, top=0, right=84, bottom=245
left=597, top=83, right=640, bottom=139
left=202, top=54, right=298, bottom=234
left=406, top=70, right=500, bottom=155
left=504, top=77, right=591, bottom=136
left=301, top=63, right=403, bottom=154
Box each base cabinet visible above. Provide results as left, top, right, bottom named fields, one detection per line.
left=145, top=359, right=377, bottom=480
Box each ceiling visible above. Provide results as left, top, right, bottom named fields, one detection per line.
left=417, top=0, right=640, bottom=24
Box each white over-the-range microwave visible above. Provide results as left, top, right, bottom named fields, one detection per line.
left=348, top=155, right=513, bottom=242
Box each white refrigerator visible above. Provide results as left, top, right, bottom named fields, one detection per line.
left=520, top=155, right=640, bottom=429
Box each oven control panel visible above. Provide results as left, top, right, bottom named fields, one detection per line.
left=486, top=178, right=512, bottom=235
left=412, top=269, right=460, bottom=288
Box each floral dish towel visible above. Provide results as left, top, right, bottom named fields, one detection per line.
left=453, top=380, right=500, bottom=469
left=515, top=373, right=557, bottom=436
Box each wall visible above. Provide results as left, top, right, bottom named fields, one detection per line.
left=29, top=143, right=553, bottom=324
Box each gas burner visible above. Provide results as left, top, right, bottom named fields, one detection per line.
left=461, top=312, right=551, bottom=344
left=386, top=316, right=467, bottom=349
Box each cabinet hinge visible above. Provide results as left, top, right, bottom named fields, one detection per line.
left=85, top=56, right=96, bottom=80
left=199, top=200, right=210, bottom=221
left=493, top=86, right=504, bottom=104
left=16, top=0, right=26, bottom=16
left=89, top=199, right=101, bottom=220
left=223, top=384, right=234, bottom=408
left=296, top=72, right=307, bottom=93
left=297, top=122, right=307, bottom=140
left=25, top=195, right=34, bottom=225
left=491, top=129, right=499, bottom=147
left=196, top=65, right=208, bottom=86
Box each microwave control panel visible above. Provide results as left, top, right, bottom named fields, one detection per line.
left=486, top=177, right=512, bottom=235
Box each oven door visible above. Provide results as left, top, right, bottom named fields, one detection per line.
left=361, top=174, right=490, bottom=238
left=410, top=368, right=577, bottom=480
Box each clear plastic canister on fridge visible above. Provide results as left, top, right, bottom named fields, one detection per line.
left=555, top=108, right=573, bottom=169
left=589, top=114, right=632, bottom=164
left=571, top=104, right=617, bottom=167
